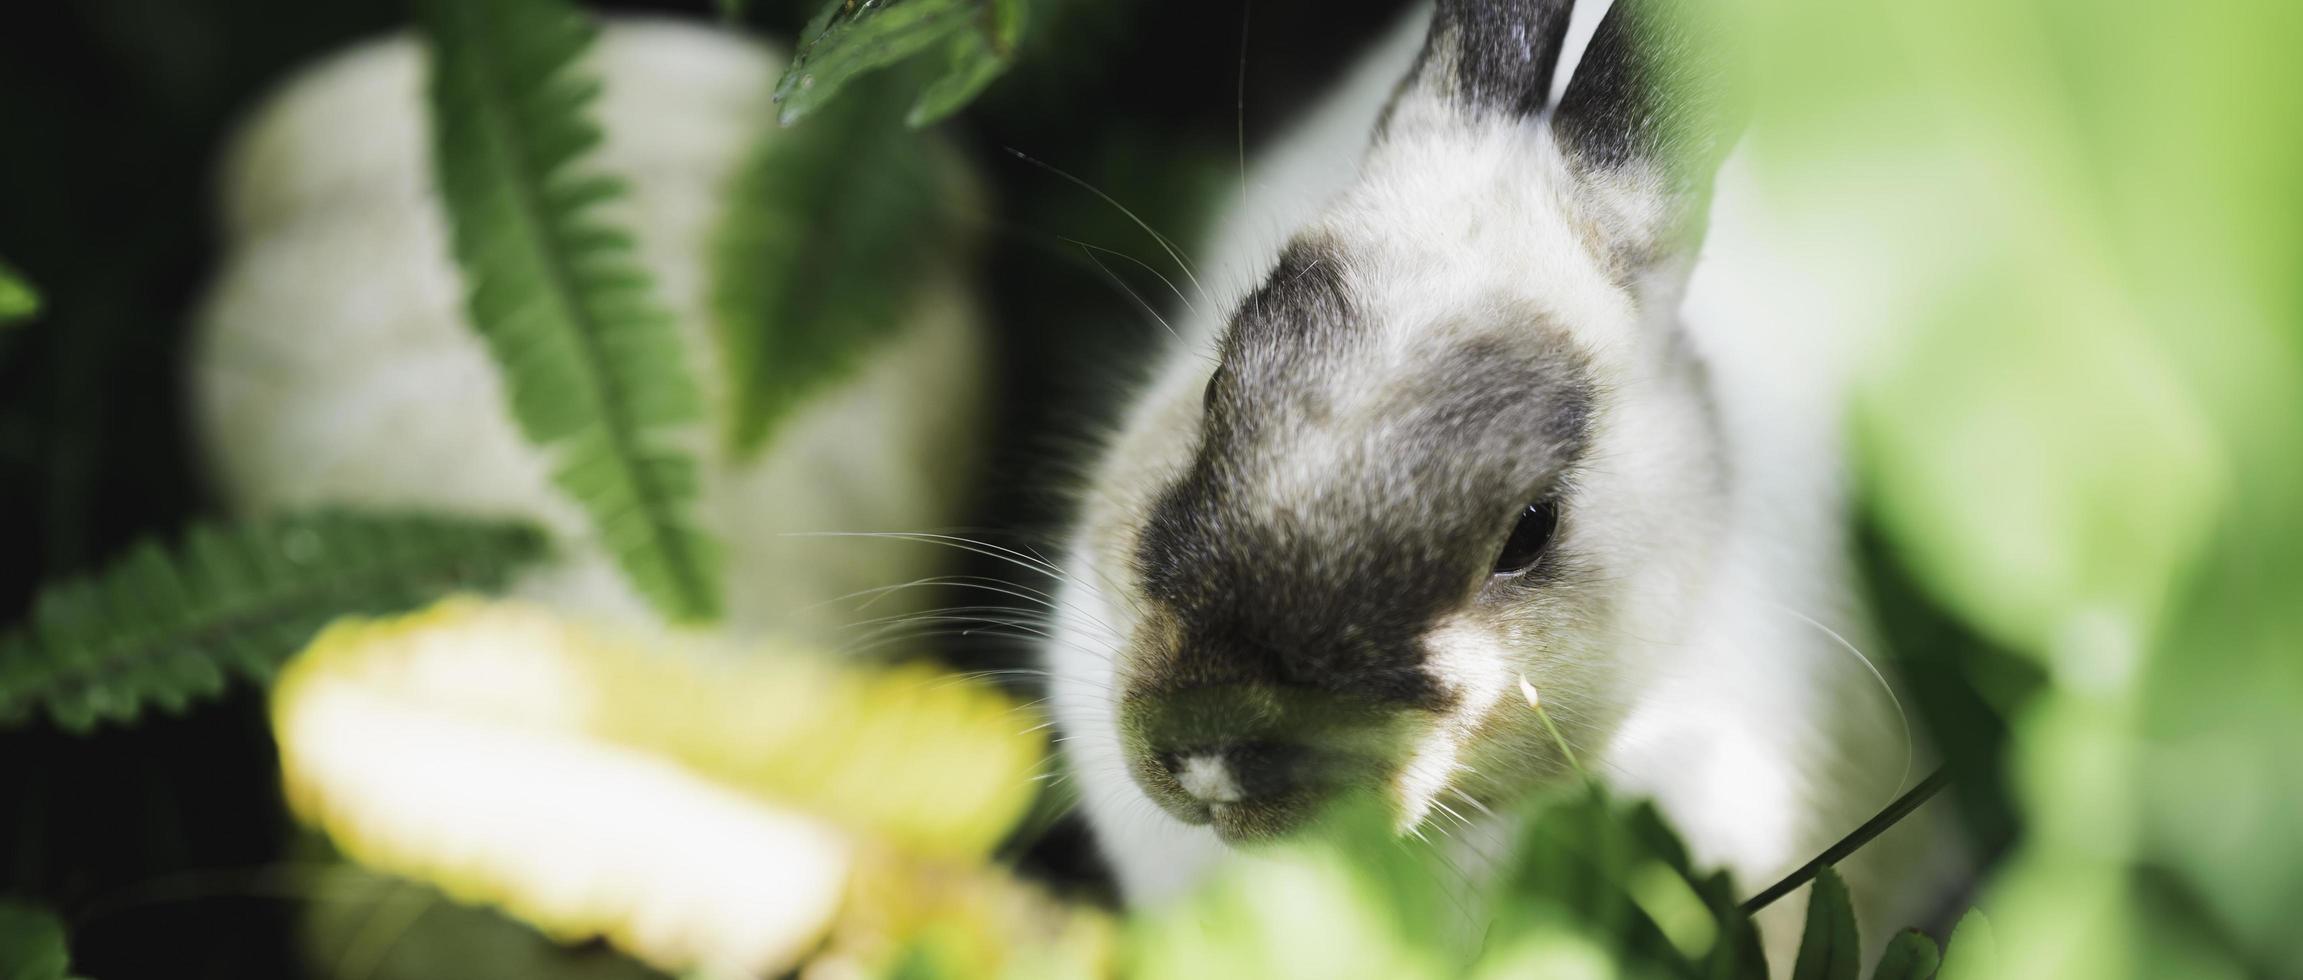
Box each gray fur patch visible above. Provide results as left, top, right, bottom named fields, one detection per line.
left=1133, top=240, right=1597, bottom=709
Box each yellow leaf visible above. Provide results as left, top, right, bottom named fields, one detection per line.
left=272, top=598, right=1046, bottom=975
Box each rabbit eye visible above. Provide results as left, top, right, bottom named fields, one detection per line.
left=1490, top=499, right=1561, bottom=577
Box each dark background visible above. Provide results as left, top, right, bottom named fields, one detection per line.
left=0, top=1, right=1413, bottom=975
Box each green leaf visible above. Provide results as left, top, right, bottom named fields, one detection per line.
left=774, top=0, right=1019, bottom=127
left=1873, top=929, right=1942, bottom=980
left=0, top=511, right=546, bottom=733
left=1791, top=867, right=1861, bottom=980
left=1499, top=787, right=1652, bottom=954
left=1696, top=867, right=1771, bottom=980
left=0, top=902, right=72, bottom=980
left=0, top=257, right=38, bottom=326
left=712, top=77, right=952, bottom=459
left=1934, top=909, right=1996, bottom=980
left=1498, top=788, right=1766, bottom=978
left=908, top=0, right=1026, bottom=127
left=417, top=0, right=723, bottom=623
left=298, top=864, right=666, bottom=980
left=1128, top=796, right=1456, bottom=979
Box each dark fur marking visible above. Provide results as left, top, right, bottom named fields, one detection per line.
left=1215, top=239, right=1355, bottom=383
left=1412, top=0, right=1575, bottom=119
left=1193, top=237, right=1357, bottom=458
left=1553, top=0, right=1740, bottom=190
left=1133, top=260, right=1598, bottom=713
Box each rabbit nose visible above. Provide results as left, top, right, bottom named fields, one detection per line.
left=1173, top=753, right=1245, bottom=803
left=1165, top=742, right=1304, bottom=805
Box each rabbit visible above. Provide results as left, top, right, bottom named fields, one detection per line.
left=1043, top=0, right=1956, bottom=958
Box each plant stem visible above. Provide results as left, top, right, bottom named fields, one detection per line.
left=1739, top=767, right=1951, bottom=915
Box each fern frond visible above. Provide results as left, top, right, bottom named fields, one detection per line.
left=417, top=0, right=722, bottom=623
left=713, top=77, right=953, bottom=459
left=0, top=512, right=546, bottom=733
left=775, top=0, right=1027, bottom=127
left=907, top=0, right=1027, bottom=127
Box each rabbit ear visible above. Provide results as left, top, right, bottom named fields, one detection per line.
left=1553, top=0, right=1744, bottom=264
left=1393, top=0, right=1576, bottom=123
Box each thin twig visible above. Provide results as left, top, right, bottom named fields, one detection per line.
left=1739, top=767, right=1951, bottom=915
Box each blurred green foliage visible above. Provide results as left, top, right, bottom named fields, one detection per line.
left=299, top=866, right=665, bottom=980
left=1745, top=0, right=2303, bottom=973
left=0, top=902, right=77, bottom=980
left=995, top=790, right=1969, bottom=980
left=1936, top=911, right=1998, bottom=980
left=712, top=75, right=957, bottom=459
left=0, top=259, right=37, bottom=328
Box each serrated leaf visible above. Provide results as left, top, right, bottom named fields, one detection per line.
left=713, top=77, right=951, bottom=459
left=416, top=0, right=723, bottom=623
left=907, top=0, right=1026, bottom=127
left=774, top=0, right=979, bottom=126
left=0, top=902, right=73, bottom=980
left=1872, top=929, right=1942, bottom=980
left=1792, top=867, right=1861, bottom=980
left=1934, top=909, right=1996, bottom=980
left=0, top=257, right=38, bottom=326
left=0, top=512, right=546, bottom=733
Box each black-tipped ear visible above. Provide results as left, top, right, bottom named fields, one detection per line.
left=1554, top=0, right=1745, bottom=257
left=1399, top=0, right=1576, bottom=120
